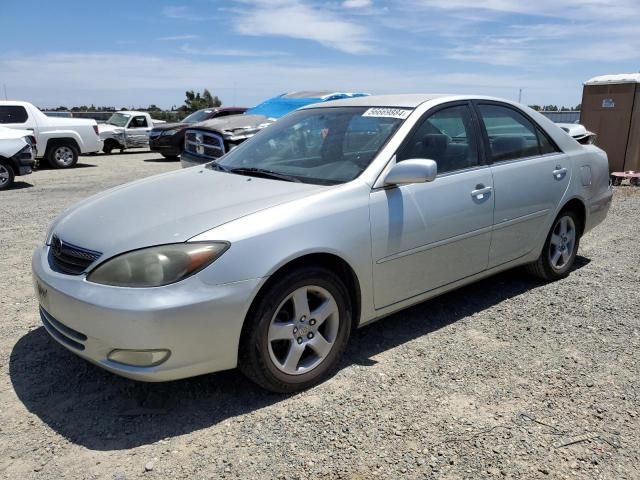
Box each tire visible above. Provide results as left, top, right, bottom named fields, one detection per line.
left=0, top=160, right=15, bottom=190
left=102, top=139, right=118, bottom=155
left=161, top=154, right=180, bottom=160
left=239, top=266, right=352, bottom=393
left=48, top=143, right=78, bottom=168
left=526, top=210, right=581, bottom=281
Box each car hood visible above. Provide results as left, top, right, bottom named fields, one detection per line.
left=50, top=167, right=326, bottom=260
left=192, top=114, right=274, bottom=141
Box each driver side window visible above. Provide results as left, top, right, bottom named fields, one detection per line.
left=397, top=105, right=479, bottom=174
left=130, top=116, right=148, bottom=128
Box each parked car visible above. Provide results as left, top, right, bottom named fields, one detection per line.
left=149, top=107, right=247, bottom=159
left=557, top=123, right=597, bottom=145
left=0, top=126, right=36, bottom=190
left=0, top=101, right=102, bottom=168
left=180, top=91, right=369, bottom=168
left=99, top=111, right=166, bottom=154
left=33, top=94, right=612, bottom=392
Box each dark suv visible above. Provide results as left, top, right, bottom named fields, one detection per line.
left=149, top=107, right=246, bottom=159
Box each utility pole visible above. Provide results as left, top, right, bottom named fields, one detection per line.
left=518, top=88, right=522, bottom=103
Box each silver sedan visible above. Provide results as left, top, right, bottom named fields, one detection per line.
left=32, top=94, right=612, bottom=392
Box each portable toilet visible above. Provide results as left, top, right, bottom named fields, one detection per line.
left=581, top=74, right=640, bottom=172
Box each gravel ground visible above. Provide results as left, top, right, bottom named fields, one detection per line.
left=1, top=151, right=639, bottom=480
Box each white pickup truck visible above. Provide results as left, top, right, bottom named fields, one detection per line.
left=0, top=101, right=102, bottom=168
left=99, top=111, right=165, bottom=154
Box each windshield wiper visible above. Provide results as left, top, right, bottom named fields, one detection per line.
left=228, top=167, right=301, bottom=183
left=207, top=162, right=229, bottom=172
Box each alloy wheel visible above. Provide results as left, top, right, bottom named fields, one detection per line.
left=267, top=285, right=340, bottom=375
left=548, top=215, right=576, bottom=270
left=54, top=146, right=75, bottom=166
left=0, top=164, right=9, bottom=186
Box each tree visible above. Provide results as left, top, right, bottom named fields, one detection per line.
left=180, top=89, right=222, bottom=113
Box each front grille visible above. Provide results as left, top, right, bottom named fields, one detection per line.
left=184, top=130, right=225, bottom=161
left=40, top=307, right=87, bottom=351
left=48, top=235, right=102, bottom=275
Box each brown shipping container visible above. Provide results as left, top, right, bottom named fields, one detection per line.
left=580, top=74, right=640, bottom=172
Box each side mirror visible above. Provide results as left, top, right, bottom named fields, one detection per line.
left=384, top=159, right=437, bottom=186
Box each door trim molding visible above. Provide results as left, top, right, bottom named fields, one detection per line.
left=377, top=225, right=492, bottom=264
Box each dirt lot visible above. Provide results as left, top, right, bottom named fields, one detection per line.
left=0, top=151, right=639, bottom=480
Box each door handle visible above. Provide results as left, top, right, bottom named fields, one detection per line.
left=471, top=185, right=492, bottom=199
left=553, top=166, right=568, bottom=180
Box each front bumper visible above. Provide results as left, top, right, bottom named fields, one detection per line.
left=32, top=246, right=262, bottom=382
left=13, top=145, right=36, bottom=176
left=149, top=134, right=182, bottom=156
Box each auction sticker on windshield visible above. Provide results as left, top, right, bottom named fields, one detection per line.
left=362, top=108, right=412, bottom=119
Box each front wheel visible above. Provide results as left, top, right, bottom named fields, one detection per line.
left=0, top=160, right=15, bottom=190
left=161, top=154, right=180, bottom=160
left=48, top=144, right=78, bottom=168
left=239, top=267, right=352, bottom=393
left=526, top=210, right=580, bottom=281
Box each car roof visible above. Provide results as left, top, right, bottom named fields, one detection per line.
left=300, top=93, right=529, bottom=109
left=113, top=111, right=147, bottom=116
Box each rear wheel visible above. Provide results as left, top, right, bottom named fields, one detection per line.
left=48, top=143, right=78, bottom=168
left=526, top=210, right=580, bottom=281
left=0, top=160, right=15, bottom=190
left=239, top=267, right=352, bottom=393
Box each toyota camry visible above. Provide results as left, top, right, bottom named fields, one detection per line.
left=32, top=94, right=612, bottom=392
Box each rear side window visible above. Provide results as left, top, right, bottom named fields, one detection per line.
left=537, top=128, right=560, bottom=155
left=0, top=105, right=28, bottom=124
left=477, top=104, right=543, bottom=161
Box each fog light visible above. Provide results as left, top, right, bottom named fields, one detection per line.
left=107, top=349, right=170, bottom=367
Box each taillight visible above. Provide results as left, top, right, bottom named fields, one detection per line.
left=93, top=125, right=99, bottom=136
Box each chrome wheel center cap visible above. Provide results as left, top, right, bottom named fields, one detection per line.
left=297, top=325, right=310, bottom=336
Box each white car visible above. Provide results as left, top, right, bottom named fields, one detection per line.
left=557, top=123, right=597, bottom=145
left=0, top=126, right=36, bottom=190
left=33, top=94, right=612, bottom=392
left=0, top=101, right=102, bottom=168
left=99, top=111, right=165, bottom=154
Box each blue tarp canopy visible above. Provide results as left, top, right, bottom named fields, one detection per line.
left=246, top=91, right=369, bottom=119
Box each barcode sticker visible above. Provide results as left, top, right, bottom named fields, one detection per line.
left=362, top=108, right=412, bottom=119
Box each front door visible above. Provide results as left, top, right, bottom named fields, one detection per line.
left=474, top=102, right=571, bottom=267
left=370, top=103, right=494, bottom=309
left=125, top=115, right=152, bottom=148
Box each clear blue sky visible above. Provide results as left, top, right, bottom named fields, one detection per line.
left=1, top=0, right=638, bottom=109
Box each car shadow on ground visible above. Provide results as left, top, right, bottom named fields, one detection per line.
left=9, top=258, right=590, bottom=451
left=35, top=163, right=97, bottom=171
left=143, top=157, right=180, bottom=163
left=6, top=181, right=34, bottom=190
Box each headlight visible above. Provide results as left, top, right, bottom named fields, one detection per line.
left=87, top=242, right=229, bottom=287
left=162, top=129, right=179, bottom=136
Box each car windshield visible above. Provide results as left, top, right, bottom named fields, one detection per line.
left=106, top=113, right=130, bottom=127
left=214, top=107, right=410, bottom=185
left=183, top=109, right=214, bottom=124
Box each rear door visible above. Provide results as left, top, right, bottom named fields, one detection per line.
left=370, top=102, right=494, bottom=308
left=474, top=102, right=570, bottom=267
